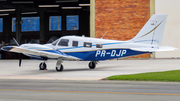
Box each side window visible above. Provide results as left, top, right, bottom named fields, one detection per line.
left=84, top=42, right=92, bottom=48
left=96, top=44, right=103, bottom=48
left=58, top=39, right=69, bottom=46
left=72, top=41, right=78, bottom=47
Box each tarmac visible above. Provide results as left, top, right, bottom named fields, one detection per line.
left=1, top=59, right=180, bottom=101
left=1, top=80, right=180, bottom=101
left=0, top=59, right=180, bottom=80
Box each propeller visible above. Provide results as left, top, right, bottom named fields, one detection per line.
left=19, top=53, right=22, bottom=67
left=13, top=38, right=22, bottom=67
left=13, top=38, right=19, bottom=46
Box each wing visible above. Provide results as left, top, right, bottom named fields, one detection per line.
left=2, top=45, right=80, bottom=60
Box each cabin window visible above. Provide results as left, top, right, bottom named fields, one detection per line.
left=58, top=39, right=69, bottom=46
left=96, top=44, right=103, bottom=48
left=52, top=39, right=59, bottom=46
left=84, top=42, right=92, bottom=48
left=72, top=41, right=78, bottom=47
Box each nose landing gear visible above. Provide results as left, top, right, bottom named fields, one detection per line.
left=39, top=62, right=47, bottom=70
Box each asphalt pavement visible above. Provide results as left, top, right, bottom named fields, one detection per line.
left=0, top=59, right=180, bottom=100
left=0, top=59, right=180, bottom=80
left=0, top=79, right=180, bottom=101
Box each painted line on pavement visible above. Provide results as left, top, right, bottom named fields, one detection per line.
left=0, top=89, right=180, bottom=96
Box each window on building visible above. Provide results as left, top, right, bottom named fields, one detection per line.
left=66, top=15, right=79, bottom=30
left=96, top=44, right=103, bottom=48
left=0, top=18, right=3, bottom=32
left=49, top=16, right=61, bottom=31
left=84, top=42, right=92, bottom=48
left=12, top=17, right=40, bottom=32
left=58, top=39, right=69, bottom=46
left=12, top=18, right=16, bottom=32
left=72, top=41, right=78, bottom=47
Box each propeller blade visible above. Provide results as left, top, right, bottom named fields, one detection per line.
left=19, top=53, right=22, bottom=67
left=12, top=38, right=21, bottom=67
left=13, top=38, right=19, bottom=46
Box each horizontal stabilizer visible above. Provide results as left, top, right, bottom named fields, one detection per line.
left=157, top=46, right=178, bottom=52
left=131, top=46, right=178, bottom=52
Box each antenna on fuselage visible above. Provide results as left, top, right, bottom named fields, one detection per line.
left=101, top=31, right=108, bottom=39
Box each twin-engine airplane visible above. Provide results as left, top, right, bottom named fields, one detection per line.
left=1, top=14, right=177, bottom=72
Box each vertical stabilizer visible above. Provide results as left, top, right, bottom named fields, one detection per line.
left=131, top=14, right=167, bottom=45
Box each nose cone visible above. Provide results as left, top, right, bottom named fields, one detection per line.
left=1, top=46, right=14, bottom=51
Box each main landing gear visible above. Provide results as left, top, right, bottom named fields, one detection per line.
left=39, top=58, right=64, bottom=72
left=55, top=59, right=63, bottom=72
left=39, top=60, right=97, bottom=72
left=88, top=61, right=97, bottom=69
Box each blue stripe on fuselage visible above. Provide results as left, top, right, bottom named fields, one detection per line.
left=65, top=49, right=148, bottom=61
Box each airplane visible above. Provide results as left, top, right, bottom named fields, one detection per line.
left=1, top=14, right=177, bottom=72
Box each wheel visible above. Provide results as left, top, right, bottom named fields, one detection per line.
left=39, top=62, right=47, bottom=70
left=89, top=62, right=96, bottom=69
left=56, top=64, right=64, bottom=72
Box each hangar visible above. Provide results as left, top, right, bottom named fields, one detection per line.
left=0, top=0, right=152, bottom=59
left=0, top=0, right=90, bottom=45
left=0, top=0, right=178, bottom=59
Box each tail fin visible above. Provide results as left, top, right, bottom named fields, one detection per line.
left=131, top=14, right=167, bottom=45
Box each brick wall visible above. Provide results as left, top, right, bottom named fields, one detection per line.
left=95, top=0, right=150, bottom=58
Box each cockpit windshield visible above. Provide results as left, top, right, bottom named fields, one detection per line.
left=51, top=39, right=59, bottom=46
left=58, top=39, right=69, bottom=46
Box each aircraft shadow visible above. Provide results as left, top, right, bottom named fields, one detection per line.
left=18, top=68, right=90, bottom=75
left=17, top=65, right=124, bottom=75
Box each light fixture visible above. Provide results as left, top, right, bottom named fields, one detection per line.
left=62, top=7, right=82, bottom=9
left=39, top=5, right=59, bottom=7
left=56, top=0, right=78, bottom=3
left=21, top=12, right=37, bottom=15
left=12, top=1, right=34, bottom=4
left=79, top=4, right=90, bottom=6
left=0, top=13, right=9, bottom=16
left=0, top=9, right=15, bottom=12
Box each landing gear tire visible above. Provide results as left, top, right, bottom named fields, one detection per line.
left=56, top=64, right=64, bottom=72
left=39, top=62, right=47, bottom=70
left=89, top=62, right=96, bottom=69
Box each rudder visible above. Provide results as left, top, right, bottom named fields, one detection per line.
left=131, top=14, right=167, bottom=45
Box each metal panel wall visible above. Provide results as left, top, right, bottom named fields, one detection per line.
left=155, top=0, right=180, bottom=58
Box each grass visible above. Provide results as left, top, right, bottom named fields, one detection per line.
left=105, top=70, right=180, bottom=82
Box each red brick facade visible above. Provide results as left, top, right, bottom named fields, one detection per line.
left=95, top=0, right=150, bottom=58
